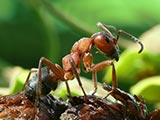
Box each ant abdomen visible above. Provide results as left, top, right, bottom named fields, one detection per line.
left=24, top=67, right=58, bottom=100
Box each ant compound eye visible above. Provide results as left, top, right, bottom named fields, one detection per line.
left=104, top=35, right=110, bottom=43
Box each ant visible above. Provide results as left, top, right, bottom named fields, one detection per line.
left=61, top=21, right=143, bottom=95
left=23, top=21, right=144, bottom=100
left=22, top=22, right=143, bottom=118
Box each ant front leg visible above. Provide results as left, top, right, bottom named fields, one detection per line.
left=91, top=60, right=117, bottom=95
left=83, top=52, right=117, bottom=95
left=82, top=52, right=98, bottom=95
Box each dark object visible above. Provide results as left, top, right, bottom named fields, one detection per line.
left=0, top=93, right=68, bottom=120
left=60, top=83, right=148, bottom=120
left=39, top=94, right=69, bottom=120
left=61, top=95, right=124, bottom=120
left=146, top=110, right=160, bottom=120
left=103, top=83, right=148, bottom=120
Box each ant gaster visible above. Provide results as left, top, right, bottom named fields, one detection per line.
left=22, top=22, right=143, bottom=114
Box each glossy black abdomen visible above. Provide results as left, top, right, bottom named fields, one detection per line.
left=24, top=67, right=58, bottom=99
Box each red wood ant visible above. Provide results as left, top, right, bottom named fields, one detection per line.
left=23, top=21, right=144, bottom=99
left=0, top=22, right=144, bottom=119
left=62, top=21, right=143, bottom=95
left=21, top=22, right=143, bottom=118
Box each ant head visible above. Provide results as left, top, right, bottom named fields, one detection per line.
left=91, top=22, right=119, bottom=61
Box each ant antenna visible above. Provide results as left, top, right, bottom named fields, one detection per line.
left=97, top=22, right=113, bottom=37
left=116, top=30, right=144, bottom=53
left=97, top=22, right=144, bottom=53
left=132, top=37, right=144, bottom=53
left=103, top=24, right=117, bottom=35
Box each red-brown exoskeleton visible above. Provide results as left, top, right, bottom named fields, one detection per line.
left=0, top=22, right=143, bottom=119
left=61, top=21, right=143, bottom=95
left=24, top=21, right=144, bottom=100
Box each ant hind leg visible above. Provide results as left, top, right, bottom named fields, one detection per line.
left=91, top=72, right=97, bottom=95
left=22, top=68, right=38, bottom=90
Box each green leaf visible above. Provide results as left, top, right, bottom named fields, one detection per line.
left=53, top=77, right=109, bottom=99
left=53, top=0, right=160, bottom=29
left=0, top=0, right=16, bottom=21
left=104, top=50, right=160, bottom=87
left=130, top=76, right=160, bottom=102
left=0, top=67, right=28, bottom=95
left=10, top=67, right=29, bottom=94
left=0, top=0, right=60, bottom=68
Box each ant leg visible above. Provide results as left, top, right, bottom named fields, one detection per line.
left=82, top=52, right=98, bottom=95
left=65, top=81, right=73, bottom=101
left=55, top=64, right=73, bottom=98
left=35, top=57, right=65, bottom=102
left=38, top=57, right=65, bottom=80
left=116, top=30, right=143, bottom=53
left=91, top=72, right=97, bottom=95
left=22, top=68, right=38, bottom=90
left=103, top=24, right=117, bottom=35
left=25, top=59, right=45, bottom=119
left=38, top=57, right=74, bottom=100
left=97, top=22, right=113, bottom=37
left=105, top=62, right=117, bottom=98
left=90, top=60, right=117, bottom=96
left=69, top=59, right=87, bottom=97
left=34, top=57, right=65, bottom=118
left=29, top=57, right=60, bottom=116
left=27, top=59, right=44, bottom=118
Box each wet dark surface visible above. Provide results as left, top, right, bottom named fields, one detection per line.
left=0, top=92, right=69, bottom=120
left=0, top=85, right=160, bottom=120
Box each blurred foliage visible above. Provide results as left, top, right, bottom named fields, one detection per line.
left=105, top=50, right=160, bottom=90
left=130, top=76, right=160, bottom=103
left=0, top=0, right=160, bottom=111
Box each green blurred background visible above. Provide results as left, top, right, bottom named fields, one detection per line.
left=0, top=0, right=160, bottom=111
